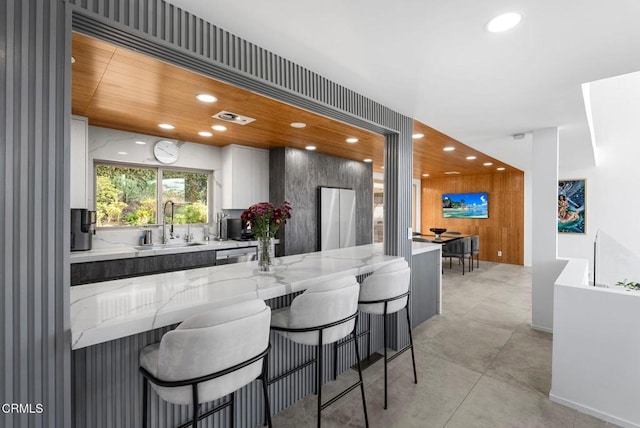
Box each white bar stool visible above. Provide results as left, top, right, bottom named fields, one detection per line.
left=139, top=299, right=272, bottom=428
left=358, top=260, right=417, bottom=409
left=269, top=275, right=369, bottom=428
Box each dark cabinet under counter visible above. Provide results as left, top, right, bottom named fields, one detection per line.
left=71, top=250, right=219, bottom=285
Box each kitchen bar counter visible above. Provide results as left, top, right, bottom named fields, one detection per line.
left=71, top=242, right=440, bottom=350
left=70, top=243, right=420, bottom=349
left=71, top=241, right=441, bottom=428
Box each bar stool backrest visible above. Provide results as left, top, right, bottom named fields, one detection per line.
left=150, top=299, right=271, bottom=405
left=287, top=275, right=360, bottom=346
left=359, top=260, right=410, bottom=315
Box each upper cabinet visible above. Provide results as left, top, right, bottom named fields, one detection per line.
left=70, top=116, right=88, bottom=208
left=221, top=145, right=269, bottom=209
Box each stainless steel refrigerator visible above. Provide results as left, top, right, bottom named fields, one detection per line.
left=318, top=187, right=356, bottom=251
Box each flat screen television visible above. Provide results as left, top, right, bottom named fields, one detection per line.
left=442, top=192, right=488, bottom=219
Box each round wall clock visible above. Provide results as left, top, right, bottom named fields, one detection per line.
left=153, top=140, right=179, bottom=164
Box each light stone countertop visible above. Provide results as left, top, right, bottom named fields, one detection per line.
left=411, top=241, right=442, bottom=255
left=69, top=239, right=273, bottom=264
left=70, top=242, right=441, bottom=350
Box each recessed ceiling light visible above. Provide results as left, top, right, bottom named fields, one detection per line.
left=158, top=123, right=175, bottom=130
left=497, top=167, right=506, bottom=171
left=346, top=137, right=359, bottom=143
left=135, top=141, right=146, bottom=145
left=117, top=151, right=127, bottom=155
left=196, top=93, right=217, bottom=103
left=466, top=156, right=477, bottom=160
left=444, top=171, right=460, bottom=175
left=487, top=12, right=522, bottom=33
left=71, top=56, right=76, bottom=64
left=422, top=173, right=429, bottom=177
left=305, top=145, right=316, bottom=151
left=483, top=162, right=493, bottom=166
left=443, top=146, right=455, bottom=152
left=212, top=125, right=227, bottom=132
left=381, top=166, right=385, bottom=169
left=412, top=133, right=424, bottom=139
left=198, top=131, right=213, bottom=137
left=363, top=158, right=372, bottom=163
left=290, top=122, right=307, bottom=128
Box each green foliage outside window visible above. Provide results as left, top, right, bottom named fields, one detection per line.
left=96, top=164, right=209, bottom=227
left=162, top=170, right=208, bottom=224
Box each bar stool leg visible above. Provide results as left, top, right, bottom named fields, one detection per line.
left=261, top=357, right=273, bottom=428
left=383, top=310, right=388, bottom=410
left=352, top=327, right=370, bottom=428
left=406, top=307, right=418, bottom=384
left=142, top=378, right=148, bottom=428
left=317, top=331, right=323, bottom=428
left=191, top=384, right=199, bottom=428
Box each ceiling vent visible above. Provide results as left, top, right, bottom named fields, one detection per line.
left=212, top=111, right=256, bottom=125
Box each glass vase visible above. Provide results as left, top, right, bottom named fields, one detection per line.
left=257, top=236, right=275, bottom=273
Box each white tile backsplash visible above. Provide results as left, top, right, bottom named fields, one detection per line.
left=92, top=224, right=214, bottom=249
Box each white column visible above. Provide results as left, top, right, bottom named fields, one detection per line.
left=531, top=127, right=567, bottom=332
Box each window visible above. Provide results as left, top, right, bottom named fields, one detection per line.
left=95, top=163, right=210, bottom=227
left=162, top=170, right=208, bottom=224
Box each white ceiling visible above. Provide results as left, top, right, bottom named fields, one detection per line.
left=167, top=0, right=640, bottom=172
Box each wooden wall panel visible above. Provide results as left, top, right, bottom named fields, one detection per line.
left=421, top=171, right=524, bottom=265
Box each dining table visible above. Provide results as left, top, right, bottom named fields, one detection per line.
left=412, top=232, right=469, bottom=244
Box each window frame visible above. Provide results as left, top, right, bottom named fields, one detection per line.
left=94, top=160, right=213, bottom=229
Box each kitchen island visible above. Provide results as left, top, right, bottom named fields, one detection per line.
left=71, top=242, right=441, bottom=427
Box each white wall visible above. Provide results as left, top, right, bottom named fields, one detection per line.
left=558, top=72, right=640, bottom=275
left=531, top=127, right=567, bottom=332
left=551, top=258, right=640, bottom=427
left=523, top=170, right=532, bottom=267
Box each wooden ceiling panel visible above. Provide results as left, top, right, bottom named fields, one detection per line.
left=412, top=121, right=518, bottom=178
left=72, top=32, right=519, bottom=179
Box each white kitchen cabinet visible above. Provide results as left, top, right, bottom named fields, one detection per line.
left=70, top=115, right=88, bottom=208
left=221, top=144, right=269, bottom=209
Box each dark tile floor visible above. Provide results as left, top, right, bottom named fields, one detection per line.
left=268, top=261, right=618, bottom=427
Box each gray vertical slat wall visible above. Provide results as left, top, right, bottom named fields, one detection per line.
left=0, top=0, right=415, bottom=426
left=1, top=1, right=71, bottom=428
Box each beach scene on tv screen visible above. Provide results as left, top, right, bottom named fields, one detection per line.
left=442, top=192, right=488, bottom=219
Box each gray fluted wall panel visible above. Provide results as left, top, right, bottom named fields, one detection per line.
left=0, top=1, right=70, bottom=427
left=383, top=122, right=414, bottom=260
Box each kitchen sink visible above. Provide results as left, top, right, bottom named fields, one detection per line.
left=134, top=242, right=205, bottom=251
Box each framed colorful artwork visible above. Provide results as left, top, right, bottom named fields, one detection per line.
left=558, top=179, right=586, bottom=234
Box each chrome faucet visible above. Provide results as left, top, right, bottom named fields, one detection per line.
left=184, top=223, right=194, bottom=242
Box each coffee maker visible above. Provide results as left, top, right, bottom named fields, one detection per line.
left=71, top=208, right=96, bottom=251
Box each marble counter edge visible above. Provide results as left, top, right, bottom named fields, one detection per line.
left=70, top=239, right=278, bottom=264
left=411, top=241, right=442, bottom=255
left=70, top=244, right=402, bottom=350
